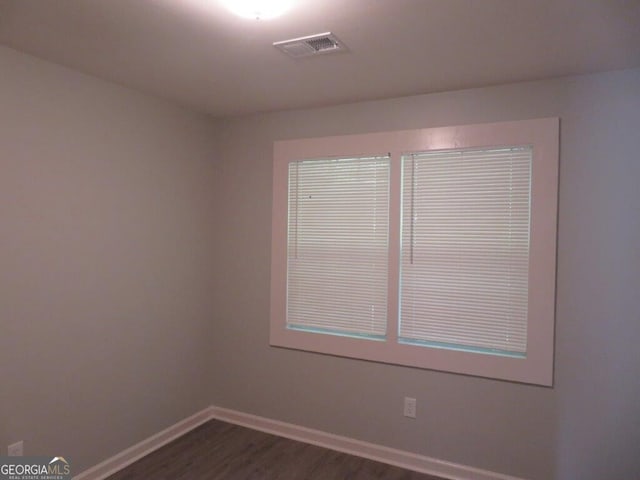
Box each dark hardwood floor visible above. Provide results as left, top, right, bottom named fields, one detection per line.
left=106, top=419, right=445, bottom=480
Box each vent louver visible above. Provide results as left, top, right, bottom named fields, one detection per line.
left=274, top=32, right=345, bottom=58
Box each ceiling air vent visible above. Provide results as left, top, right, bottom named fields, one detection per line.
left=274, top=32, right=345, bottom=58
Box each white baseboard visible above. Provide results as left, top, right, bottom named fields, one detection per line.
left=209, top=406, right=525, bottom=480
left=75, top=404, right=525, bottom=480
left=73, top=406, right=213, bottom=480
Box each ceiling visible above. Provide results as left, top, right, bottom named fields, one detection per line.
left=1, top=0, right=639, bottom=117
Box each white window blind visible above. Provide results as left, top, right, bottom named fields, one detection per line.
left=287, top=156, right=390, bottom=339
left=399, top=147, right=532, bottom=356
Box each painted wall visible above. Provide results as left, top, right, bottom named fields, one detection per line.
left=209, top=68, right=640, bottom=480
left=0, top=47, right=220, bottom=473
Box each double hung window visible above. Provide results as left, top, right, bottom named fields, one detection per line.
left=270, top=119, right=559, bottom=385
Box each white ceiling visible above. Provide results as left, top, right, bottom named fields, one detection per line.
left=1, top=0, right=639, bottom=117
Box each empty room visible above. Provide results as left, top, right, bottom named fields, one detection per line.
left=1, top=1, right=639, bottom=479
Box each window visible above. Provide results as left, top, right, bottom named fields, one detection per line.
left=270, top=119, right=559, bottom=385
left=286, top=156, right=390, bottom=339
left=399, top=147, right=531, bottom=357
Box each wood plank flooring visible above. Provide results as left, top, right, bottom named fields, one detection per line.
left=106, top=419, right=445, bottom=480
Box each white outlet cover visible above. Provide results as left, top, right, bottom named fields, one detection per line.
left=404, top=397, right=417, bottom=418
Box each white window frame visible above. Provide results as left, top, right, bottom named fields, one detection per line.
left=270, top=118, right=559, bottom=386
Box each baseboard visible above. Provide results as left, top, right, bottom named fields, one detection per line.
left=75, top=404, right=525, bottom=480
left=73, top=406, right=214, bottom=480
left=209, top=406, right=525, bottom=480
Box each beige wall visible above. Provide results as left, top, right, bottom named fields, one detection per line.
left=0, top=46, right=220, bottom=473
left=209, top=68, right=640, bottom=480
left=1, top=42, right=639, bottom=480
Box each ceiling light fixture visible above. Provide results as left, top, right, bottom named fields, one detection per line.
left=219, top=0, right=293, bottom=20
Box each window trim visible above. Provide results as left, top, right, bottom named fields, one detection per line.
left=270, top=118, right=559, bottom=386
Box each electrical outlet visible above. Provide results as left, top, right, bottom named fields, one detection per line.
left=403, top=397, right=417, bottom=418
left=8, top=441, right=24, bottom=456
